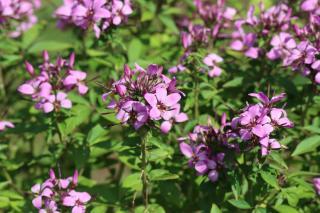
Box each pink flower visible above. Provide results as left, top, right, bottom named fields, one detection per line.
left=103, top=64, right=187, bottom=133
left=301, top=0, right=319, bottom=12
left=160, top=105, right=188, bottom=133
left=116, top=101, right=149, bottom=130
left=62, top=190, right=91, bottom=213
left=64, top=70, right=88, bottom=95
left=267, top=33, right=296, bottom=61
left=31, top=183, right=54, bottom=209
left=313, top=178, right=320, bottom=195
left=259, top=137, right=281, bottom=156
left=203, top=53, right=223, bottom=77
left=230, top=32, right=259, bottom=59
left=42, top=92, right=72, bottom=113
left=55, top=0, right=132, bottom=38
left=18, top=51, right=87, bottom=113
left=144, top=88, right=181, bottom=120
left=0, top=121, right=14, bottom=131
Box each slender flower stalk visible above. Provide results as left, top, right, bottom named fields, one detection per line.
left=138, top=129, right=149, bottom=211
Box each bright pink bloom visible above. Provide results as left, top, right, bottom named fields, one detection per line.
left=0, top=120, right=14, bottom=131
left=62, top=190, right=91, bottom=213
left=203, top=53, right=224, bottom=77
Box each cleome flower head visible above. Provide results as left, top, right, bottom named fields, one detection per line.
left=31, top=169, right=91, bottom=213
left=55, top=0, right=133, bottom=38
left=18, top=51, right=88, bottom=113
left=102, top=64, right=188, bottom=133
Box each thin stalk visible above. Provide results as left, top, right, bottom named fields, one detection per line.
left=139, top=130, right=149, bottom=212
left=194, top=73, right=200, bottom=120
left=0, top=67, right=6, bottom=98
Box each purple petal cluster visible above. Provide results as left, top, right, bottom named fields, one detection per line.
left=55, top=0, right=132, bottom=38
left=31, top=169, right=91, bottom=213
left=170, top=0, right=235, bottom=74
left=230, top=3, right=293, bottom=59
left=313, top=177, right=320, bottom=195
left=179, top=113, right=239, bottom=182
left=0, top=0, right=41, bottom=37
left=102, top=64, right=188, bottom=133
left=231, top=92, right=293, bottom=156
left=18, top=51, right=88, bottom=113
left=0, top=120, right=14, bottom=131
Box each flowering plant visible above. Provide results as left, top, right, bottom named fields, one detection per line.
left=1, top=0, right=320, bottom=212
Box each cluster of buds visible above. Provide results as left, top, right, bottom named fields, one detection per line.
left=179, top=113, right=239, bottom=182
left=31, top=169, right=91, bottom=213
left=102, top=64, right=188, bottom=133
left=231, top=92, right=293, bottom=156
left=55, top=0, right=133, bottom=38
left=0, top=120, right=14, bottom=131
left=0, top=0, right=41, bottom=37
left=18, top=51, right=88, bottom=113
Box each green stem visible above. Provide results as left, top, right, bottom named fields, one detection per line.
left=139, top=130, right=149, bottom=212
left=0, top=67, right=6, bottom=98
left=194, top=74, right=200, bottom=121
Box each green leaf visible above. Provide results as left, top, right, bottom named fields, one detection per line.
left=260, top=171, right=280, bottom=189
left=292, top=135, right=320, bottom=156
left=228, top=199, right=251, bottom=209
left=128, top=39, right=143, bottom=62
left=210, top=203, right=222, bottom=213
left=149, top=169, right=179, bottom=181
left=273, top=205, right=300, bottom=213
left=0, top=196, right=10, bottom=208
left=28, top=41, right=72, bottom=53
left=122, top=173, right=142, bottom=191
left=87, top=124, right=108, bottom=145
left=223, top=77, right=243, bottom=88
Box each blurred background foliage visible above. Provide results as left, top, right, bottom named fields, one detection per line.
left=1, top=0, right=320, bottom=212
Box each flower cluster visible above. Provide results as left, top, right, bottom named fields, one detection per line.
left=102, top=64, right=188, bottom=133
left=179, top=113, right=239, bottom=182
left=31, top=169, right=91, bottom=213
left=230, top=3, right=293, bottom=59
left=0, top=120, right=14, bottom=131
left=313, top=177, right=320, bottom=195
left=55, top=0, right=133, bottom=38
left=231, top=92, right=293, bottom=156
left=170, top=0, right=235, bottom=74
left=18, top=51, right=88, bottom=113
left=0, top=0, right=41, bottom=37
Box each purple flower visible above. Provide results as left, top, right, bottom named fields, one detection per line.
left=313, top=178, right=320, bottom=195
left=31, top=183, right=54, bottom=209
left=31, top=169, right=89, bottom=212
left=62, top=190, right=91, bottom=213
left=55, top=0, right=132, bottom=38
left=0, top=0, right=41, bottom=37
left=18, top=51, right=88, bottom=113
left=103, top=64, right=187, bottom=133
left=64, top=70, right=89, bottom=95
left=144, top=87, right=181, bottom=120
left=230, top=31, right=259, bottom=59
left=301, top=0, right=319, bottom=13
left=232, top=92, right=293, bottom=156
left=0, top=120, right=14, bottom=131
left=160, top=105, right=188, bottom=133
left=267, top=33, right=296, bottom=61
left=116, top=101, right=148, bottom=130
left=203, top=53, right=224, bottom=77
